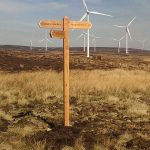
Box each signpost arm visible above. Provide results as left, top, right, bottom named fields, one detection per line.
left=63, top=16, right=70, bottom=127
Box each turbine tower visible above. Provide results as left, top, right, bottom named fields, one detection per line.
left=76, top=32, right=87, bottom=52
left=91, top=33, right=101, bottom=52
left=30, top=40, right=32, bottom=51
left=80, top=0, right=112, bottom=57
left=137, top=39, right=147, bottom=51
left=114, top=16, right=136, bottom=54
left=39, top=30, right=52, bottom=51
left=113, top=35, right=125, bottom=53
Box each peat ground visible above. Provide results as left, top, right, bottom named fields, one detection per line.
left=0, top=48, right=150, bottom=150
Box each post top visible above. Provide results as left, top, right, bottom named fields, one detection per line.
left=64, top=16, right=69, bottom=19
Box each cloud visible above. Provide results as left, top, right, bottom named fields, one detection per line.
left=0, top=1, right=68, bottom=14
left=46, top=2, right=67, bottom=9
left=86, top=0, right=100, bottom=3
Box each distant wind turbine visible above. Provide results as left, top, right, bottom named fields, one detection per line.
left=30, top=40, right=32, bottom=50
left=91, top=33, right=101, bottom=52
left=76, top=32, right=87, bottom=52
left=39, top=30, right=52, bottom=51
left=80, top=0, right=112, bottom=57
left=112, top=35, right=125, bottom=53
left=114, top=16, right=136, bottom=54
left=137, top=38, right=147, bottom=51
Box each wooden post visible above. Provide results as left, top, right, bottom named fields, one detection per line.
left=39, top=17, right=92, bottom=127
left=63, top=16, right=70, bottom=126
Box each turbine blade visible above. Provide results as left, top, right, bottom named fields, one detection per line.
left=90, top=32, right=95, bottom=38
left=91, top=39, right=95, bottom=43
left=82, top=0, right=88, bottom=11
left=127, top=28, right=132, bottom=39
left=76, top=34, right=83, bottom=40
left=39, top=39, right=44, bottom=43
left=96, top=37, right=101, bottom=39
left=113, top=25, right=126, bottom=28
left=120, top=35, right=126, bottom=41
left=128, top=16, right=136, bottom=26
left=89, top=11, right=112, bottom=17
left=47, top=38, right=53, bottom=43
left=137, top=40, right=142, bottom=43
left=83, top=32, right=87, bottom=35
left=143, top=38, right=147, bottom=42
left=80, top=13, right=87, bottom=21
left=113, top=38, right=118, bottom=41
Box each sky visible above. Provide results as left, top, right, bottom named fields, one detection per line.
left=0, top=0, right=150, bottom=50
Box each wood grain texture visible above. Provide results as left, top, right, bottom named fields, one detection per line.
left=63, top=16, right=70, bottom=127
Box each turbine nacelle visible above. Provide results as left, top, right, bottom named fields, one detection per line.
left=80, top=0, right=112, bottom=21
left=114, top=16, right=136, bottom=41
left=81, top=0, right=112, bottom=57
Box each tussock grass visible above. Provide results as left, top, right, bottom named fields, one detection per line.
left=28, top=140, right=48, bottom=150
left=0, top=69, right=149, bottom=150
left=0, top=69, right=149, bottom=116
left=0, top=110, right=12, bottom=121
left=71, top=69, right=150, bottom=95
left=0, top=70, right=149, bottom=104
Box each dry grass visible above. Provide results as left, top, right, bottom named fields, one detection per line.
left=127, top=100, right=149, bottom=115
left=28, top=140, right=48, bottom=150
left=0, top=69, right=149, bottom=115
left=71, top=69, right=150, bottom=95
left=0, top=69, right=149, bottom=150
left=0, top=69, right=149, bottom=99
left=0, top=110, right=12, bottom=121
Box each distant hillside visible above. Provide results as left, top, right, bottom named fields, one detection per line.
left=0, top=45, right=150, bottom=54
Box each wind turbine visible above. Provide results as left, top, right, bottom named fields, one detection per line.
left=91, top=33, right=101, bottom=52
left=30, top=40, right=32, bottom=50
left=112, top=35, right=125, bottom=53
left=137, top=38, right=147, bottom=51
left=80, top=0, right=112, bottom=57
left=76, top=32, right=87, bottom=52
left=39, top=30, right=52, bottom=51
left=114, top=16, right=136, bottom=54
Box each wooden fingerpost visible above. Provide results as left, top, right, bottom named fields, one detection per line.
left=63, top=16, right=70, bottom=126
left=39, top=16, right=92, bottom=127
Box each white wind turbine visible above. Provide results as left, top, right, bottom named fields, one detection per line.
left=80, top=0, right=112, bottom=57
left=76, top=32, right=87, bottom=52
left=39, top=30, right=52, bottom=51
left=112, top=35, right=125, bottom=53
left=114, top=16, right=136, bottom=54
left=91, top=33, right=101, bottom=52
left=30, top=40, right=32, bottom=50
left=137, top=38, right=147, bottom=51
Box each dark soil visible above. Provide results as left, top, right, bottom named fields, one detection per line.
left=0, top=48, right=150, bottom=73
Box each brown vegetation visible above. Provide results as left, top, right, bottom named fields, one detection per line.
left=0, top=49, right=150, bottom=150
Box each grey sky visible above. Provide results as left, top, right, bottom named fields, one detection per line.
left=0, top=0, right=150, bottom=50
